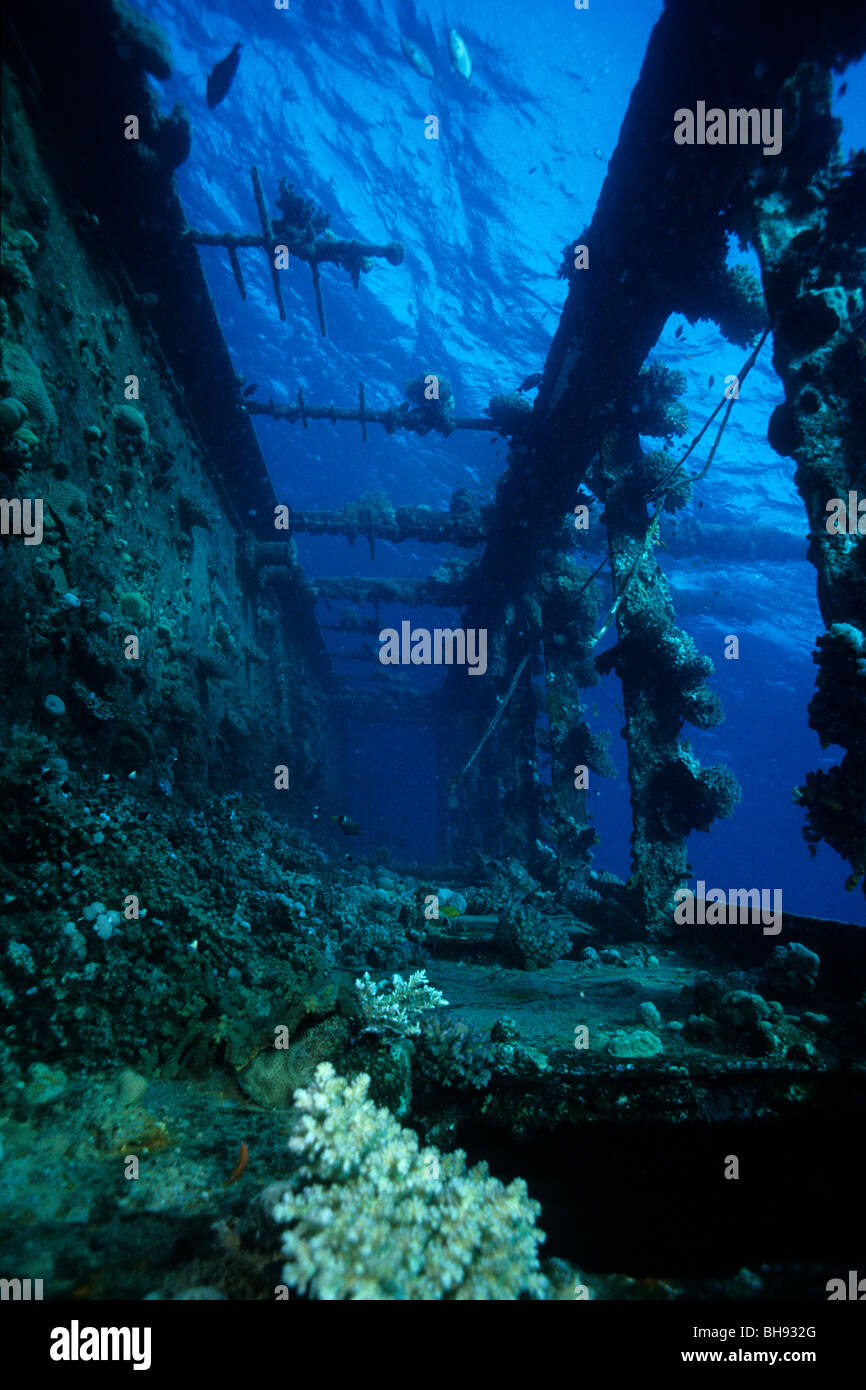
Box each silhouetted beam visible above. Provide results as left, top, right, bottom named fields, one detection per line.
left=185, top=229, right=404, bottom=271
left=311, top=576, right=466, bottom=606
left=250, top=165, right=286, bottom=321
left=245, top=398, right=493, bottom=436
left=291, top=506, right=484, bottom=546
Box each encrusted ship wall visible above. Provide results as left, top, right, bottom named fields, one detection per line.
left=0, top=8, right=332, bottom=807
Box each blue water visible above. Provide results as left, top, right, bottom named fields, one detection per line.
left=140, top=0, right=864, bottom=922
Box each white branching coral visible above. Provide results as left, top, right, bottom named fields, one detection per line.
left=271, top=1063, right=547, bottom=1300
left=355, top=968, right=448, bottom=1035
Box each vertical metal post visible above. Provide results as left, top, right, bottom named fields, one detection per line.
left=250, top=165, right=286, bottom=321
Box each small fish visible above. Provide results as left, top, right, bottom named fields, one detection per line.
left=448, top=27, right=472, bottom=82
left=401, top=36, right=435, bottom=80
left=227, top=1141, right=249, bottom=1184
left=439, top=903, right=461, bottom=919
left=708, top=374, right=715, bottom=388
left=528, top=165, right=538, bottom=175
left=242, top=382, right=259, bottom=398
left=333, top=814, right=361, bottom=836
left=838, top=81, right=847, bottom=97
left=674, top=324, right=684, bottom=339
left=312, top=805, right=320, bottom=822
left=518, top=372, right=543, bottom=394
left=207, top=42, right=241, bottom=110
left=592, top=147, right=607, bottom=162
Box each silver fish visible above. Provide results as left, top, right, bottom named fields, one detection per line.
left=401, top=36, right=434, bottom=80
left=448, top=27, right=472, bottom=82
